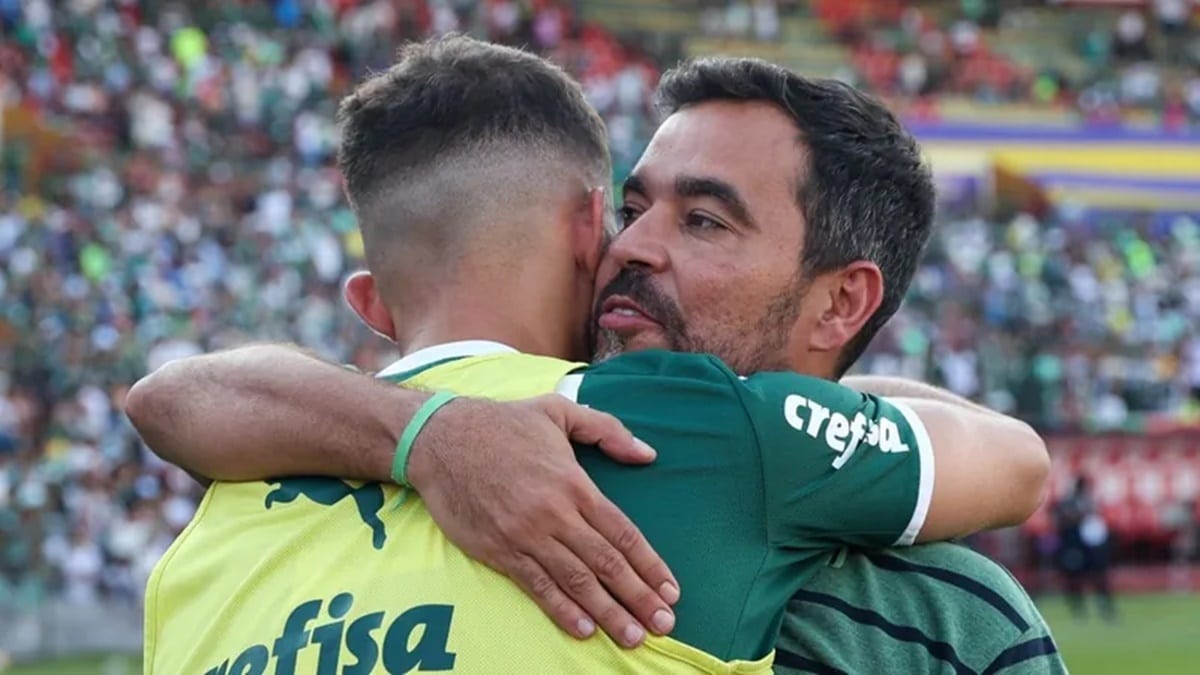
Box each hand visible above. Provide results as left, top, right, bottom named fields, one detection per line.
left=407, top=394, right=680, bottom=647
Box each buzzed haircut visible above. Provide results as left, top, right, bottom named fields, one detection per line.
left=656, top=58, right=936, bottom=376
left=337, top=35, right=611, bottom=280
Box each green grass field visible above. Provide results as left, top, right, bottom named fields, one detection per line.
left=1035, top=593, right=1200, bottom=674
left=5, top=593, right=1200, bottom=674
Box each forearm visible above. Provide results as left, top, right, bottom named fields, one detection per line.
left=125, top=344, right=416, bottom=482
left=840, top=375, right=999, bottom=417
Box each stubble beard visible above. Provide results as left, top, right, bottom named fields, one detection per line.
left=590, top=272, right=806, bottom=375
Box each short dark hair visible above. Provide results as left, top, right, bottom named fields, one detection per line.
left=337, top=35, right=610, bottom=274
left=656, top=58, right=935, bottom=375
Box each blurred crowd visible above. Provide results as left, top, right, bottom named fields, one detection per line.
left=861, top=210, right=1200, bottom=433
left=0, top=0, right=1197, bottom=608
left=824, top=0, right=1200, bottom=124
left=691, top=0, right=794, bottom=41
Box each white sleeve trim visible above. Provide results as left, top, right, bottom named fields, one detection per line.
left=554, top=373, right=584, bottom=403
left=888, top=399, right=935, bottom=546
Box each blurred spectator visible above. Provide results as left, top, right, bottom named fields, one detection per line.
left=1114, top=11, right=1153, bottom=63
left=898, top=52, right=929, bottom=96
left=50, top=525, right=103, bottom=606
left=1054, top=476, right=1118, bottom=621
left=1164, top=498, right=1198, bottom=565
left=753, top=1, right=780, bottom=42
left=1154, top=0, right=1191, bottom=64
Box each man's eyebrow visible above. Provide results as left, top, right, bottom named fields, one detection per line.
left=623, top=174, right=647, bottom=197
left=675, top=175, right=757, bottom=230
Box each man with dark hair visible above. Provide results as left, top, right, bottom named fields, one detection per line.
left=129, top=38, right=1059, bottom=673
left=598, top=58, right=935, bottom=379
left=592, top=59, right=1066, bottom=672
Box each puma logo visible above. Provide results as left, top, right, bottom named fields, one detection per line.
left=264, top=478, right=388, bottom=550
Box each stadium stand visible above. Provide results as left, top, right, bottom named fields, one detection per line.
left=1, top=0, right=1199, bottom=661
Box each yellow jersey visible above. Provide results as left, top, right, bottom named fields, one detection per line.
left=145, top=345, right=775, bottom=674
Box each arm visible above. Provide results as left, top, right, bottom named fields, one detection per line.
left=746, top=371, right=1049, bottom=547
left=125, top=344, right=406, bottom=483
left=125, top=344, right=677, bottom=647
left=842, top=375, right=1051, bottom=540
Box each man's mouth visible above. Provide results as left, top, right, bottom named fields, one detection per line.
left=597, top=295, right=661, bottom=333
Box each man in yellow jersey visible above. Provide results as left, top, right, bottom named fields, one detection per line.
left=127, top=37, right=1053, bottom=674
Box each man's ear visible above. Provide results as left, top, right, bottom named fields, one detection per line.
left=807, top=261, right=884, bottom=354
left=343, top=271, right=397, bottom=341
left=572, top=187, right=611, bottom=277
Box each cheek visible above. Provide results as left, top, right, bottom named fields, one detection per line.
left=676, top=268, right=750, bottom=329
left=679, top=265, right=789, bottom=334
left=592, top=258, right=620, bottom=305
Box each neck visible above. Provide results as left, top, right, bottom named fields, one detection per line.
left=394, top=288, right=582, bottom=362
left=384, top=225, right=588, bottom=361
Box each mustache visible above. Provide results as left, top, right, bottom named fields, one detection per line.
left=592, top=267, right=685, bottom=331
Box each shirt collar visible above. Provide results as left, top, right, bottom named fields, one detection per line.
left=376, top=340, right=519, bottom=379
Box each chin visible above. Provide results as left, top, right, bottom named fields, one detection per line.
left=594, top=331, right=672, bottom=361
left=625, top=337, right=671, bottom=354
left=591, top=329, right=618, bottom=363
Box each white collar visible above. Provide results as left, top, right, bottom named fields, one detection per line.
left=376, top=340, right=519, bottom=378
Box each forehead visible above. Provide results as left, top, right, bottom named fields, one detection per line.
left=634, top=100, right=805, bottom=215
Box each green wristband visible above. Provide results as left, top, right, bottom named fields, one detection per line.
left=392, top=391, right=459, bottom=486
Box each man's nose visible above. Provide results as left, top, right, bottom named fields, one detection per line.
left=609, top=208, right=670, bottom=273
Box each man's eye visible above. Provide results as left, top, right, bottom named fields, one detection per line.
left=617, top=206, right=642, bottom=230
left=685, top=212, right=727, bottom=231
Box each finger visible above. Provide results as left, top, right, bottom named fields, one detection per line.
left=558, top=401, right=656, bottom=465
left=506, top=551, right=597, bottom=640
left=587, top=494, right=680, bottom=609
left=558, top=513, right=677, bottom=637
left=535, top=535, right=648, bottom=648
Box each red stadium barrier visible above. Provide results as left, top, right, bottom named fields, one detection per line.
left=1026, top=434, right=1200, bottom=543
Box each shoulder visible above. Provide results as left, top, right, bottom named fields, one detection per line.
left=568, top=352, right=759, bottom=438
left=571, top=351, right=748, bottom=407
left=579, top=350, right=739, bottom=383
left=579, top=352, right=838, bottom=400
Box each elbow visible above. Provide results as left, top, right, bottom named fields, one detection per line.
left=125, top=359, right=191, bottom=449
left=124, top=371, right=158, bottom=435
left=1006, top=420, right=1051, bottom=527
